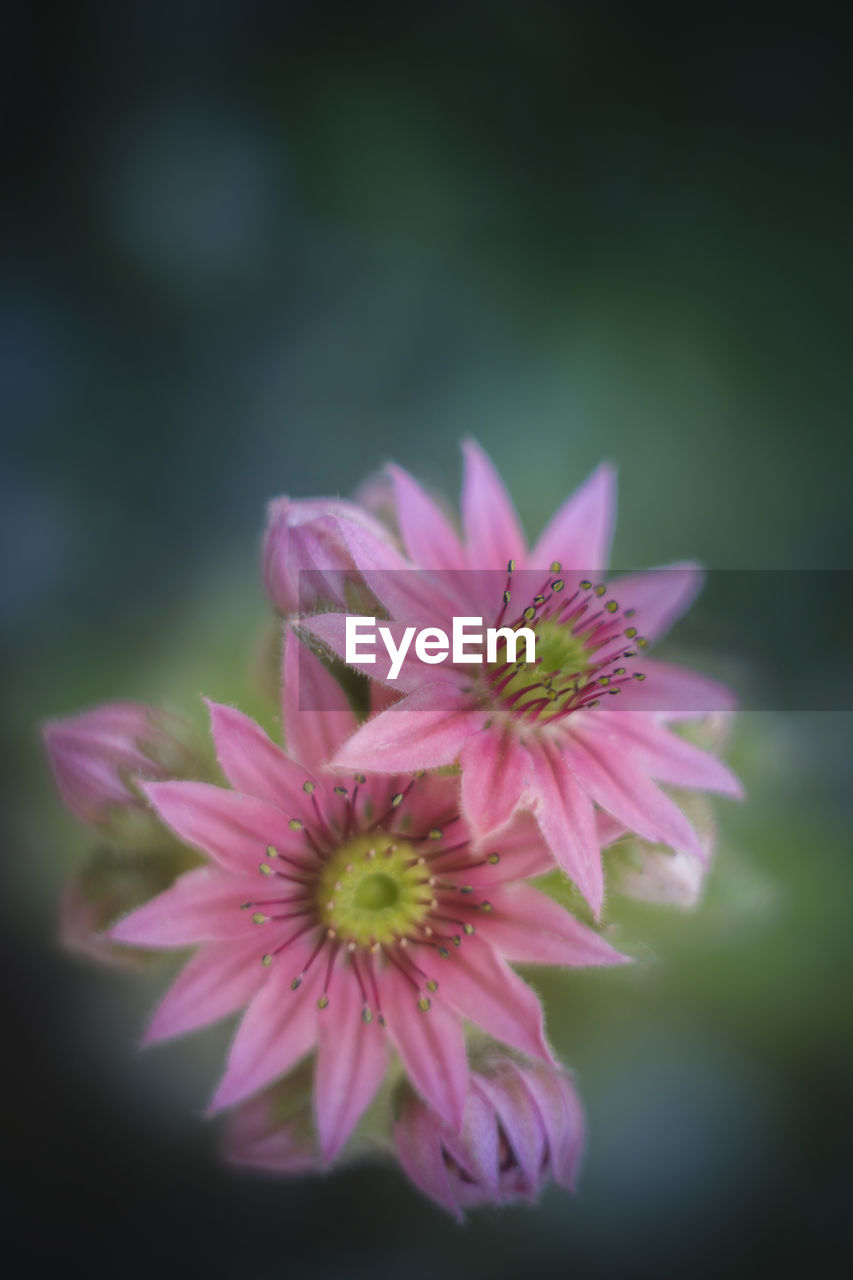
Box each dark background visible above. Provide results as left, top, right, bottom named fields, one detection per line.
left=3, top=4, right=852, bottom=1278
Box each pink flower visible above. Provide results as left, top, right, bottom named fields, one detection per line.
left=110, top=632, right=627, bottom=1162
left=262, top=496, right=397, bottom=616
left=303, top=440, right=743, bottom=915
left=394, top=1054, right=585, bottom=1218
left=43, top=702, right=197, bottom=831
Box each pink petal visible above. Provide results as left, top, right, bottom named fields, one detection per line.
left=439, top=1086, right=500, bottom=1193
left=613, top=657, right=737, bottom=715
left=393, top=1104, right=462, bottom=1219
left=519, top=1064, right=585, bottom=1190
left=110, top=867, right=253, bottom=948
left=144, top=936, right=266, bottom=1044
left=482, top=884, right=629, bottom=968
left=332, top=684, right=481, bottom=773
left=335, top=515, right=462, bottom=625
left=207, top=700, right=316, bottom=812
left=435, top=940, right=553, bottom=1064
left=597, top=713, right=743, bottom=797
left=387, top=464, right=466, bottom=573
left=461, top=439, right=527, bottom=570
left=380, top=963, right=468, bottom=1132
left=463, top=812, right=553, bottom=885
left=314, top=971, right=390, bottom=1162
left=370, top=679, right=403, bottom=715
left=459, top=728, right=530, bottom=836
left=527, top=463, right=616, bottom=573
left=209, top=952, right=321, bottom=1112
left=596, top=810, right=628, bottom=846
left=607, top=562, right=703, bottom=643
left=475, top=1070, right=546, bottom=1192
left=565, top=729, right=704, bottom=860
left=143, top=781, right=305, bottom=873
left=526, top=741, right=604, bottom=915
left=290, top=508, right=397, bottom=607
left=282, top=630, right=358, bottom=769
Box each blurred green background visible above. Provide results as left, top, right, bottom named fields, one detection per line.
left=3, top=4, right=852, bottom=1278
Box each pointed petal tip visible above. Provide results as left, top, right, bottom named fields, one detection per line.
left=590, top=458, right=618, bottom=488
left=721, top=772, right=746, bottom=801
left=683, top=825, right=709, bottom=865
left=137, top=778, right=163, bottom=804
left=539, top=1033, right=559, bottom=1068
left=204, top=697, right=240, bottom=739
left=318, top=1128, right=347, bottom=1167
left=205, top=1082, right=233, bottom=1116
left=318, top=1142, right=336, bottom=1168
left=587, top=883, right=605, bottom=921
left=105, top=915, right=137, bottom=945
left=140, top=1016, right=172, bottom=1050
left=447, top=1095, right=466, bottom=1136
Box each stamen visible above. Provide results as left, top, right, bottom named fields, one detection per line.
left=383, top=945, right=429, bottom=999
left=432, top=852, right=499, bottom=874
left=264, top=845, right=314, bottom=875
left=425, top=839, right=479, bottom=862
left=260, top=921, right=316, bottom=969
left=369, top=776, right=419, bottom=829
left=363, top=948, right=385, bottom=1024
left=291, top=930, right=328, bottom=989
left=433, top=913, right=476, bottom=936
left=319, top=940, right=341, bottom=1008
left=348, top=950, right=373, bottom=1023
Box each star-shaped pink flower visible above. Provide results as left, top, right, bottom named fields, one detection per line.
left=303, top=440, right=742, bottom=915
left=110, top=633, right=627, bottom=1161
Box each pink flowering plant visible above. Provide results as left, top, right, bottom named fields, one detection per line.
left=44, top=440, right=741, bottom=1217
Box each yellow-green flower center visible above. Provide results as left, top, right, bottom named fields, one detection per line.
left=315, top=834, right=429, bottom=947
left=483, top=571, right=647, bottom=723
left=495, top=619, right=595, bottom=706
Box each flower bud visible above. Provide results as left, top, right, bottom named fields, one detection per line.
left=604, top=788, right=717, bottom=910
left=393, top=1056, right=585, bottom=1218
left=43, top=702, right=198, bottom=833
left=261, top=496, right=396, bottom=616
left=223, top=1068, right=320, bottom=1175
left=60, top=844, right=198, bottom=968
